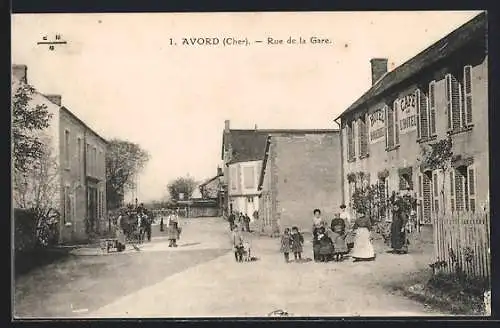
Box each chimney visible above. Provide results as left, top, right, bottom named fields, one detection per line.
left=224, top=120, right=230, bottom=133
left=45, top=94, right=62, bottom=106
left=12, top=65, right=27, bottom=83
left=254, top=124, right=258, bottom=130
left=217, top=166, right=223, bottom=176
left=370, top=58, right=388, bottom=85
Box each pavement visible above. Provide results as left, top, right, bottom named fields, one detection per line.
left=84, top=217, right=446, bottom=318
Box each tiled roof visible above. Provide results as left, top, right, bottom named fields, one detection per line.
left=221, top=129, right=338, bottom=164
left=336, top=11, right=487, bottom=120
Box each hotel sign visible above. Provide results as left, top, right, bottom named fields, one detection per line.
left=369, top=107, right=385, bottom=144
left=396, top=94, right=417, bottom=134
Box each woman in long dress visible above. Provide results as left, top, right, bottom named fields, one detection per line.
left=312, top=209, right=327, bottom=262
left=115, top=210, right=127, bottom=252
left=351, top=212, right=375, bottom=262
left=390, top=202, right=409, bottom=254
left=167, top=212, right=181, bottom=247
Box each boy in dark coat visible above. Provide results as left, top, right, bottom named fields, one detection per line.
left=290, top=226, right=304, bottom=261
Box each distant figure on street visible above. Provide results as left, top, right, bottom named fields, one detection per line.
left=232, top=228, right=245, bottom=262
left=160, top=213, right=164, bottom=232
left=115, top=209, right=127, bottom=252
left=312, top=209, right=327, bottom=262
left=340, top=204, right=354, bottom=250
left=167, top=212, right=180, bottom=247
left=244, top=213, right=251, bottom=232
left=143, top=210, right=152, bottom=242
left=390, top=200, right=409, bottom=254
left=280, top=228, right=292, bottom=263
left=351, top=212, right=375, bottom=262
left=290, top=226, right=304, bottom=261
left=228, top=211, right=236, bottom=231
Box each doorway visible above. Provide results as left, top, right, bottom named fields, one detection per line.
left=87, top=186, right=98, bottom=233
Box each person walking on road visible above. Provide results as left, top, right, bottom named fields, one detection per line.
left=244, top=213, right=251, bottom=232
left=228, top=211, right=236, bottom=231
left=115, top=209, right=127, bottom=252
left=280, top=228, right=292, bottom=263
left=167, top=212, right=181, bottom=247
left=351, top=211, right=375, bottom=262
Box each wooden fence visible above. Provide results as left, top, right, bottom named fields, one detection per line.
left=434, top=211, right=490, bottom=279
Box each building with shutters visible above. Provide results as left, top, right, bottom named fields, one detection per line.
left=335, top=12, right=488, bottom=226
left=12, top=64, right=108, bottom=244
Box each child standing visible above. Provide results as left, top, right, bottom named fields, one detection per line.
left=331, top=218, right=348, bottom=261
left=290, top=226, right=304, bottom=261
left=280, top=228, right=292, bottom=263
left=317, top=227, right=334, bottom=262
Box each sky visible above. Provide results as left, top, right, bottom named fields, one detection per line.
left=11, top=11, right=482, bottom=202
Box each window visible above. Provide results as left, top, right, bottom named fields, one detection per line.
left=445, top=73, right=462, bottom=131
left=358, top=115, right=368, bottom=157
left=428, top=81, right=437, bottom=136
left=399, top=174, right=413, bottom=190
left=415, top=89, right=430, bottom=140
left=243, top=166, right=255, bottom=189
left=98, top=150, right=102, bottom=177
left=247, top=196, right=254, bottom=203
left=64, top=186, right=72, bottom=223
left=451, top=164, right=476, bottom=213
left=77, top=138, right=82, bottom=179
left=347, top=121, right=356, bottom=161
left=230, top=166, right=238, bottom=190
left=86, top=143, right=90, bottom=175
left=64, top=130, right=70, bottom=169
left=92, top=147, right=97, bottom=176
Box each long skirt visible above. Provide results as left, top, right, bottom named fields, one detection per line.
left=167, top=224, right=180, bottom=240
left=391, top=223, right=408, bottom=252
left=351, top=228, right=375, bottom=259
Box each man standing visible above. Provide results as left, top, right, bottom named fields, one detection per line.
left=228, top=211, right=236, bottom=231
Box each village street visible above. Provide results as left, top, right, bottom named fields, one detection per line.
left=15, top=216, right=445, bottom=318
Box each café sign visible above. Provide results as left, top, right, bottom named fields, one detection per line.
left=369, top=107, right=385, bottom=144
left=396, top=93, right=417, bottom=134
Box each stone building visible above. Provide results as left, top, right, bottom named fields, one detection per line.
left=12, top=64, right=108, bottom=243
left=257, top=130, right=342, bottom=234
left=335, top=12, right=488, bottom=226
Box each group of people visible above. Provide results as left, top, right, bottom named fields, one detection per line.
left=227, top=211, right=252, bottom=232
left=114, top=203, right=153, bottom=252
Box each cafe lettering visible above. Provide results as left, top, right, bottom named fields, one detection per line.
left=369, top=108, right=385, bottom=144
left=397, top=94, right=417, bottom=134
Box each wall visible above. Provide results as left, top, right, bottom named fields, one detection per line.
left=270, top=133, right=342, bottom=233
left=342, top=51, right=488, bottom=223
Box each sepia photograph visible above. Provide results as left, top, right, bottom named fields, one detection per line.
left=11, top=10, right=490, bottom=319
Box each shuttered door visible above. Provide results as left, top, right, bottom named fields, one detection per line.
left=422, top=173, right=432, bottom=224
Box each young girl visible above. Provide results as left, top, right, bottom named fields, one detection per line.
left=317, top=227, right=334, bottom=262
left=290, top=226, right=304, bottom=261
left=280, top=228, right=292, bottom=263
left=331, top=217, right=348, bottom=261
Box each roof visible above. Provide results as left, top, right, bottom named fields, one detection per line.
left=61, top=106, right=108, bottom=145
left=221, top=128, right=339, bottom=164
left=336, top=11, right=487, bottom=121
left=199, top=173, right=223, bottom=188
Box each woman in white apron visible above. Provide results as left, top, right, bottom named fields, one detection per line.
left=351, top=212, right=375, bottom=262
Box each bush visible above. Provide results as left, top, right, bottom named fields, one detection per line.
left=14, top=208, right=38, bottom=253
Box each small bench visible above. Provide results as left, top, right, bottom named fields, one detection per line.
left=100, top=239, right=118, bottom=253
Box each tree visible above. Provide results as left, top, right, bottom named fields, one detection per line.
left=12, top=81, right=53, bottom=172
left=106, top=139, right=150, bottom=210
left=167, top=176, right=197, bottom=201
left=13, top=134, right=61, bottom=247
left=419, top=136, right=453, bottom=216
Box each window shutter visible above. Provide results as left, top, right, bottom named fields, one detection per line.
left=358, top=118, right=363, bottom=156
left=394, top=100, right=400, bottom=145
left=415, top=90, right=421, bottom=140
left=464, top=65, right=473, bottom=125
left=359, top=115, right=368, bottom=156
left=455, top=169, right=465, bottom=212
left=432, top=172, right=439, bottom=214
left=445, top=75, right=452, bottom=130
left=387, top=105, right=394, bottom=149
left=468, top=166, right=476, bottom=213
left=385, top=105, right=389, bottom=148
left=449, top=170, right=455, bottom=212
left=429, top=81, right=436, bottom=135
left=449, top=74, right=462, bottom=130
